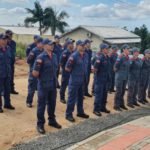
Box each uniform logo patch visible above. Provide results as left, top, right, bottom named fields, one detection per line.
left=37, top=59, right=42, bottom=64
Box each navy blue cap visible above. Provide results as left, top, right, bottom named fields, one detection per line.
left=144, top=49, right=150, bottom=54
left=42, top=38, right=55, bottom=45
left=84, top=39, right=93, bottom=44
left=36, top=37, right=43, bottom=43
left=42, top=38, right=50, bottom=45
left=100, top=43, right=109, bottom=49
left=111, top=45, right=118, bottom=50
left=132, top=47, right=139, bottom=53
left=5, top=30, right=13, bottom=35
left=76, top=40, right=85, bottom=46
left=34, top=35, right=40, bottom=40
left=121, top=44, right=130, bottom=50
left=48, top=40, right=55, bottom=45
left=54, top=35, right=61, bottom=39
left=0, top=33, right=9, bottom=39
left=66, top=39, right=75, bottom=45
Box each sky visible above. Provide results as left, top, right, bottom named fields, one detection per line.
left=0, top=0, right=150, bottom=31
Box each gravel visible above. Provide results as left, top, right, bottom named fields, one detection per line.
left=11, top=105, right=150, bottom=150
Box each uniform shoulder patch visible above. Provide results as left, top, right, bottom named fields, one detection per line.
left=63, top=54, right=66, bottom=57
left=37, top=59, right=42, bottom=64
left=69, top=56, right=74, bottom=61
left=96, top=59, right=100, bottom=63
left=30, top=52, right=34, bottom=55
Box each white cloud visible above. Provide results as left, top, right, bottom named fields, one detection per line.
left=81, top=3, right=110, bottom=18
left=0, top=7, right=26, bottom=15
left=1, top=0, right=29, bottom=4
left=81, top=0, right=150, bottom=20
left=42, top=0, right=80, bottom=8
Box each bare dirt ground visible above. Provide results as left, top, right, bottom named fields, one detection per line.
left=0, top=59, right=149, bottom=150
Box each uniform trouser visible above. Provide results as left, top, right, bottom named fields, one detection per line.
left=60, top=75, right=69, bottom=100
left=94, top=82, right=108, bottom=112
left=26, top=72, right=38, bottom=104
left=66, top=84, right=84, bottom=117
left=114, top=80, right=127, bottom=107
left=127, top=79, right=138, bottom=104
left=56, top=66, right=60, bottom=86
left=148, top=78, right=150, bottom=98
left=84, top=71, right=91, bottom=94
left=0, top=77, right=11, bottom=108
left=109, top=71, right=115, bottom=91
left=10, top=61, right=15, bottom=91
left=138, top=73, right=149, bottom=102
left=37, top=87, right=57, bottom=127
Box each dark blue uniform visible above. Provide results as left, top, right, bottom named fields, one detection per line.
left=93, top=53, right=110, bottom=112
left=148, top=77, right=150, bottom=98
left=26, top=47, right=43, bottom=105
left=26, top=42, right=36, bottom=57
left=108, top=52, right=118, bottom=92
left=127, top=57, right=142, bottom=105
left=59, top=49, right=72, bottom=101
left=91, top=52, right=101, bottom=95
left=53, top=44, right=63, bottom=85
left=7, top=40, right=16, bottom=92
left=114, top=54, right=130, bottom=108
left=0, top=46, right=12, bottom=108
left=65, top=51, right=88, bottom=118
left=84, top=48, right=92, bottom=95
left=138, top=57, right=150, bottom=103
left=33, top=51, right=58, bottom=127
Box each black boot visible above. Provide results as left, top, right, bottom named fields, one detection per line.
left=0, top=97, right=3, bottom=113
left=11, top=90, right=19, bottom=95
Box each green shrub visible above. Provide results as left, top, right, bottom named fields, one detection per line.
left=16, top=42, right=27, bottom=59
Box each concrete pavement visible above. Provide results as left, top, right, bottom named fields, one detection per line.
left=67, top=116, right=150, bottom=150
left=11, top=107, right=150, bottom=150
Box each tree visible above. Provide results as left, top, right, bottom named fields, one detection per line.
left=123, top=26, right=128, bottom=31
left=24, top=1, right=44, bottom=35
left=43, top=7, right=69, bottom=36
left=133, top=24, right=149, bottom=53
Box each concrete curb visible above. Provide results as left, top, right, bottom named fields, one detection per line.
left=11, top=105, right=150, bottom=150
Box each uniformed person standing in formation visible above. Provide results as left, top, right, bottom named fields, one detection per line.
left=65, top=40, right=89, bottom=122
left=32, top=39, right=62, bottom=134
left=5, top=30, right=19, bottom=94
left=26, top=35, right=40, bottom=57
left=0, top=33, right=15, bottom=113
left=84, top=39, right=93, bottom=97
left=138, top=49, right=150, bottom=104
left=93, top=43, right=110, bottom=116
left=114, top=44, right=130, bottom=111
left=108, top=45, right=118, bottom=93
left=91, top=48, right=102, bottom=95
left=59, top=39, right=74, bottom=104
left=53, top=35, right=63, bottom=89
left=148, top=78, right=150, bottom=99
left=26, top=37, right=44, bottom=108
left=127, top=47, right=141, bottom=108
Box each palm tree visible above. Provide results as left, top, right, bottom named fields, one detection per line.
left=43, top=7, right=69, bottom=36
left=24, top=1, right=44, bottom=35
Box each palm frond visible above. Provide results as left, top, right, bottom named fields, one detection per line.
left=57, top=11, right=69, bottom=20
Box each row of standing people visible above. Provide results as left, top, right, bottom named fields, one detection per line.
left=1, top=31, right=150, bottom=135
left=0, top=30, right=19, bottom=113
left=26, top=35, right=150, bottom=134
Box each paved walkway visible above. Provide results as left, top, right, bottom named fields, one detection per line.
left=67, top=116, right=150, bottom=150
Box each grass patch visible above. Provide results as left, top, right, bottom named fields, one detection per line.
left=16, top=42, right=27, bottom=59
